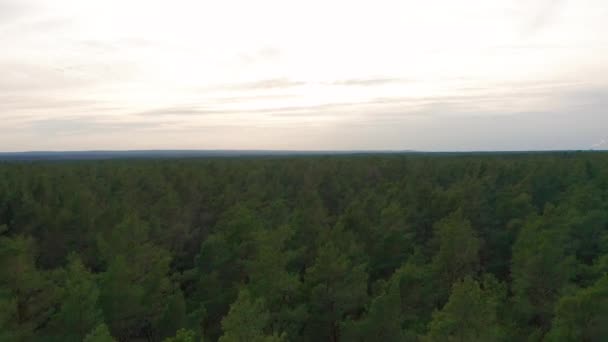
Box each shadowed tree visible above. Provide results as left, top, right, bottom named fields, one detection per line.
left=47, top=254, right=103, bottom=342
left=163, top=328, right=198, bottom=342
left=511, top=210, right=576, bottom=335
left=97, top=217, right=181, bottom=340
left=431, top=211, right=481, bottom=300
left=218, top=289, right=285, bottom=342
left=0, top=235, right=59, bottom=341
left=425, top=276, right=506, bottom=342
left=343, top=273, right=412, bottom=342
left=547, top=275, right=608, bottom=341
left=83, top=323, right=117, bottom=342
left=245, top=225, right=305, bottom=338
left=304, top=238, right=368, bottom=342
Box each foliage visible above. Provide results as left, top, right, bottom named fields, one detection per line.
left=0, top=153, right=607, bottom=341
left=218, top=289, right=285, bottom=342
left=425, top=276, right=506, bottom=341
left=83, top=323, right=116, bottom=342
left=547, top=275, right=608, bottom=341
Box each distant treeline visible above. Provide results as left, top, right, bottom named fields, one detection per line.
left=1, top=153, right=607, bottom=341
left=0, top=150, right=412, bottom=161
left=0, top=149, right=595, bottom=161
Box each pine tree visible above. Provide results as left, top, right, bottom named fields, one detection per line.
left=425, top=276, right=506, bottom=342
left=431, top=211, right=481, bottom=300
left=547, top=275, right=608, bottom=341
left=343, top=276, right=409, bottom=342
left=48, top=254, right=102, bottom=341
left=0, top=235, right=59, bottom=340
left=163, top=328, right=197, bottom=342
left=511, top=211, right=576, bottom=332
left=99, top=255, right=145, bottom=339
left=83, top=323, right=117, bottom=342
left=219, top=289, right=284, bottom=342
left=304, top=240, right=368, bottom=342
left=245, top=225, right=305, bottom=337
left=97, top=216, right=179, bottom=339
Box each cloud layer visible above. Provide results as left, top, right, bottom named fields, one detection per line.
left=1, top=0, right=608, bottom=151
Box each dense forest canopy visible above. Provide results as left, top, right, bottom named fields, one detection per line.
left=1, top=153, right=607, bottom=341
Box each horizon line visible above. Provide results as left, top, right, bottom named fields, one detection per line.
left=1, top=148, right=606, bottom=154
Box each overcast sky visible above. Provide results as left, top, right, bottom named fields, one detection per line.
left=1, top=0, right=607, bottom=151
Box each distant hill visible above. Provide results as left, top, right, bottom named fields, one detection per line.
left=0, top=150, right=417, bottom=161
left=0, top=149, right=601, bottom=161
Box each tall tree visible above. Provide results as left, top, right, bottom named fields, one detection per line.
left=218, top=289, right=284, bottom=342
left=245, top=225, right=305, bottom=338
left=163, top=328, right=198, bottom=342
left=304, top=239, right=368, bottom=342
left=83, top=323, right=117, bottom=342
left=431, top=211, right=481, bottom=300
left=343, top=274, right=411, bottom=342
left=47, top=254, right=103, bottom=341
left=511, top=210, right=576, bottom=334
left=97, top=217, right=180, bottom=340
left=547, top=275, right=608, bottom=341
left=0, top=235, right=59, bottom=341
left=392, top=259, right=437, bottom=333
left=425, top=276, right=506, bottom=342
left=193, top=205, right=261, bottom=340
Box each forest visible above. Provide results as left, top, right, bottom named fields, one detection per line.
left=1, top=153, right=607, bottom=341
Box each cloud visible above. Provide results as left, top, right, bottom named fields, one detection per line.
left=0, top=96, right=101, bottom=111
left=524, top=0, right=565, bottom=35
left=5, top=84, right=608, bottom=152
left=326, top=78, right=410, bottom=86
left=0, top=0, right=29, bottom=24
left=208, top=78, right=306, bottom=92
left=135, top=103, right=354, bottom=117
left=203, top=77, right=412, bottom=94
left=210, top=94, right=295, bottom=104
left=136, top=106, right=219, bottom=117
left=76, top=38, right=154, bottom=51
left=26, top=116, right=168, bottom=136
left=237, top=47, right=282, bottom=65
left=0, top=59, right=139, bottom=94
left=1, top=0, right=608, bottom=151
left=137, top=80, right=593, bottom=120
left=591, top=138, right=607, bottom=149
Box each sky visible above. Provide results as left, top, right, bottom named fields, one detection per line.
left=1, top=0, right=607, bottom=152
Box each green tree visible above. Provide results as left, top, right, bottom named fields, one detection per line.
left=245, top=225, right=305, bottom=337
left=368, top=201, right=414, bottom=279
left=47, top=254, right=102, bottom=341
left=304, top=240, right=368, bottom=342
left=343, top=275, right=410, bottom=342
left=193, top=205, right=261, bottom=339
left=163, top=328, right=197, bottom=342
left=0, top=235, right=59, bottom=341
left=219, top=289, right=284, bottom=342
left=431, top=211, right=481, bottom=298
left=97, top=217, right=180, bottom=340
left=99, top=255, right=145, bottom=339
left=547, top=275, right=608, bottom=341
left=0, top=289, right=18, bottom=341
left=392, top=259, right=437, bottom=333
left=83, top=323, right=116, bottom=342
left=158, top=291, right=188, bottom=339
left=425, top=276, right=506, bottom=342
left=511, top=211, right=576, bottom=333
